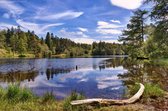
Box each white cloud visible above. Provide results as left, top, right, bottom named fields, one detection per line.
left=16, top=19, right=63, bottom=34
left=34, top=10, right=83, bottom=20
left=78, top=27, right=88, bottom=32
left=96, top=28, right=122, bottom=35
left=0, top=0, right=24, bottom=17
left=57, top=28, right=88, bottom=38
left=110, top=0, right=143, bottom=10
left=73, top=38, right=94, bottom=44
left=98, top=81, right=122, bottom=89
left=2, top=13, right=10, bottom=19
left=57, top=28, right=95, bottom=44
left=103, top=40, right=121, bottom=44
left=96, top=21, right=123, bottom=35
left=95, top=35, right=118, bottom=39
left=97, top=21, right=123, bottom=29
left=111, top=20, right=121, bottom=24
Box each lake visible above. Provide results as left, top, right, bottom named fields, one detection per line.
left=0, top=57, right=167, bottom=100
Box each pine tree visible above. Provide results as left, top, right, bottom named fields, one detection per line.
left=120, top=10, right=148, bottom=46
left=45, top=32, right=52, bottom=50
left=10, top=34, right=18, bottom=56
left=119, top=9, right=148, bottom=57
left=0, top=31, right=6, bottom=48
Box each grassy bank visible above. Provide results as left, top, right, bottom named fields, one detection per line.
left=0, top=83, right=167, bottom=111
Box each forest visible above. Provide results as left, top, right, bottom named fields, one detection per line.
left=0, top=1, right=167, bottom=59
left=0, top=28, right=126, bottom=58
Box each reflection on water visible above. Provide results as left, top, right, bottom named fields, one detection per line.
left=0, top=58, right=167, bottom=99
left=45, top=68, right=72, bottom=80
left=0, top=71, right=38, bottom=83
left=118, top=59, right=168, bottom=90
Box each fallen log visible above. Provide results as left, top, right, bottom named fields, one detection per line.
left=71, top=83, right=145, bottom=105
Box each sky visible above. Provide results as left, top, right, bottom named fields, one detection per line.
left=0, top=0, right=148, bottom=44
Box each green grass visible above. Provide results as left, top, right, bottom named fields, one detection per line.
left=129, top=83, right=165, bottom=99
left=5, top=85, right=35, bottom=103
left=42, top=91, right=55, bottom=103
left=151, top=58, right=168, bottom=66
left=63, top=91, right=88, bottom=111
left=0, top=84, right=166, bottom=111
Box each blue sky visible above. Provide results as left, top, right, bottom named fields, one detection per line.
left=0, top=0, right=147, bottom=44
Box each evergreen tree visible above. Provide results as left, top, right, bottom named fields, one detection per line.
left=45, top=32, right=52, bottom=50
left=144, top=0, right=168, bottom=57
left=10, top=34, right=18, bottom=56
left=0, top=31, right=6, bottom=48
left=119, top=9, right=148, bottom=57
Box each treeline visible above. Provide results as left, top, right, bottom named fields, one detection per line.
left=0, top=27, right=48, bottom=57
left=0, top=27, right=126, bottom=58
left=92, top=42, right=125, bottom=55
left=44, top=32, right=92, bottom=57
left=44, top=32, right=126, bottom=57
left=119, top=0, right=168, bottom=58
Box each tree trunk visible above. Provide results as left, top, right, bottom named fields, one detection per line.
left=71, top=83, right=145, bottom=106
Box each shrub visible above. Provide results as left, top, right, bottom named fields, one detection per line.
left=18, top=55, right=26, bottom=57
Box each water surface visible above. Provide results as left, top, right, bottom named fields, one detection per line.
left=0, top=58, right=167, bottom=99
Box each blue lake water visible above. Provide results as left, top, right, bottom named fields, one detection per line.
left=0, top=57, right=167, bottom=99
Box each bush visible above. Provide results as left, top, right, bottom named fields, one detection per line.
left=18, top=54, right=26, bottom=58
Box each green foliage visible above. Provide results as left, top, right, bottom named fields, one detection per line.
left=129, top=83, right=165, bottom=99
left=92, top=41, right=125, bottom=55
left=0, top=87, right=6, bottom=99
left=0, top=31, right=6, bottom=48
left=0, top=28, right=50, bottom=58
left=42, top=91, right=55, bottom=103
left=119, top=9, right=148, bottom=58
left=144, top=83, right=165, bottom=98
left=18, top=54, right=26, bottom=58
left=6, top=85, right=21, bottom=102
left=63, top=91, right=87, bottom=111
left=0, top=26, right=129, bottom=58
left=5, top=84, right=34, bottom=103
left=45, top=32, right=53, bottom=50
left=19, top=88, right=34, bottom=102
